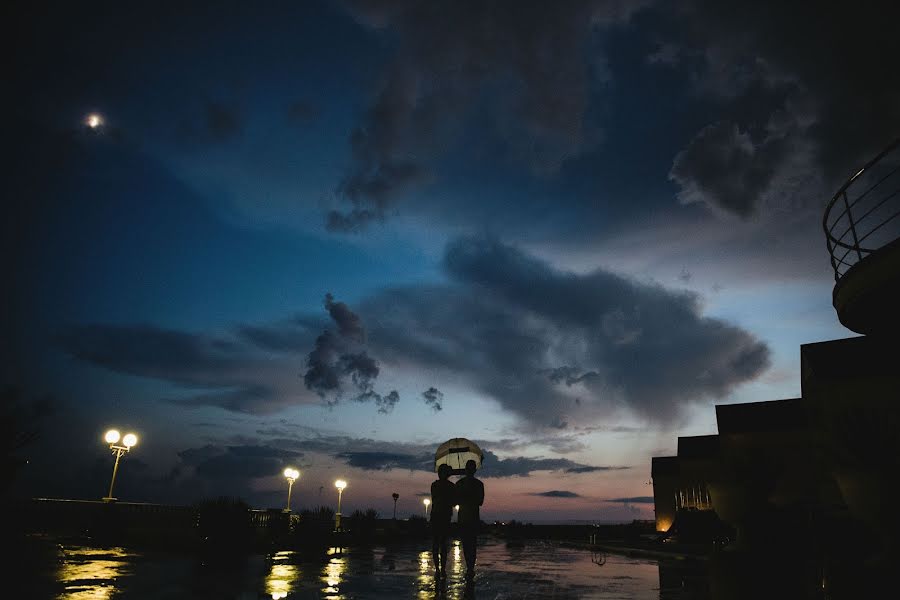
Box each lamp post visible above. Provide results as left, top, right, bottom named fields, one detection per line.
left=102, top=429, right=138, bottom=502
left=283, top=468, right=300, bottom=512
left=392, top=493, right=399, bottom=519
left=423, top=497, right=431, bottom=518
left=454, top=504, right=460, bottom=522
left=334, top=479, right=347, bottom=531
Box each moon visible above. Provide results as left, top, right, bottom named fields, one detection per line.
left=85, top=113, right=104, bottom=129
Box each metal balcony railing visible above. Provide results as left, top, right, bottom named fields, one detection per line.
left=824, top=138, right=900, bottom=282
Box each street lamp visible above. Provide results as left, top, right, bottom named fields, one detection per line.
left=454, top=504, right=460, bottom=522
left=423, top=497, right=431, bottom=518
left=102, top=429, right=138, bottom=502
left=283, top=468, right=300, bottom=512
left=392, top=493, right=399, bottom=519
left=334, top=479, right=347, bottom=531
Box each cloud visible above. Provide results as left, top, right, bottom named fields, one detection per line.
left=328, top=0, right=652, bottom=230
left=335, top=451, right=432, bottom=471
left=266, top=434, right=616, bottom=477
left=58, top=323, right=311, bottom=414
left=669, top=121, right=800, bottom=219
left=178, top=444, right=302, bottom=481
left=607, top=496, right=654, bottom=503
left=661, top=1, right=900, bottom=219
left=530, top=490, right=581, bottom=498
left=362, top=235, right=770, bottom=428
left=480, top=450, right=625, bottom=478
left=59, top=237, right=768, bottom=427
left=303, top=294, right=399, bottom=413
left=565, top=465, right=623, bottom=474
left=422, top=387, right=443, bottom=411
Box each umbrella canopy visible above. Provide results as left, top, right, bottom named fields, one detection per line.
left=435, top=437, right=484, bottom=475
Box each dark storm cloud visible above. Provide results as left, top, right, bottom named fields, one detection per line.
left=329, top=0, right=651, bottom=230
left=362, top=235, right=770, bottom=428
left=530, top=490, right=581, bottom=498
left=268, top=434, right=615, bottom=477
left=325, top=293, right=366, bottom=342
left=670, top=121, right=795, bottom=218
left=565, top=465, right=624, bottom=474
left=607, top=496, right=653, bottom=503
left=58, top=322, right=311, bottom=416
left=303, top=294, right=399, bottom=412
left=237, top=315, right=321, bottom=353
left=422, top=387, right=443, bottom=412
left=661, top=1, right=900, bottom=218
left=480, top=450, right=626, bottom=478
left=178, top=444, right=302, bottom=480
left=60, top=324, right=242, bottom=377
left=335, top=450, right=432, bottom=471
left=58, top=323, right=308, bottom=414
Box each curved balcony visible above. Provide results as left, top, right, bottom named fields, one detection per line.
left=824, top=138, right=900, bottom=335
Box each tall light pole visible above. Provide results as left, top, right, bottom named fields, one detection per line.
left=283, top=468, right=300, bottom=512
left=102, top=429, right=138, bottom=502
left=392, top=493, right=399, bottom=519
left=423, top=497, right=431, bottom=518
left=334, top=479, right=347, bottom=531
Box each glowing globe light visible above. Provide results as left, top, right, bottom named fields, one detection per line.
left=102, top=427, right=139, bottom=502
left=423, top=498, right=431, bottom=506
left=335, top=479, right=347, bottom=490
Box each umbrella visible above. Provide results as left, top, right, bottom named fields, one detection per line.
left=435, top=437, right=484, bottom=475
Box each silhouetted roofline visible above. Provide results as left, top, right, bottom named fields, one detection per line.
left=715, top=397, right=805, bottom=434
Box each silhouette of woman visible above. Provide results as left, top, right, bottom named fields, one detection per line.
left=430, top=463, right=456, bottom=579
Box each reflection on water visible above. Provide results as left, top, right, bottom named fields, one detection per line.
left=321, top=549, right=347, bottom=599
left=265, top=551, right=300, bottom=599
left=56, top=547, right=134, bottom=600
left=38, top=537, right=708, bottom=599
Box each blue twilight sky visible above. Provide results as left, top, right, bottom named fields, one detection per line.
left=4, top=0, right=897, bottom=521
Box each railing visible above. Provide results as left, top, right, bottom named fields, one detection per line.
left=824, top=138, right=900, bottom=281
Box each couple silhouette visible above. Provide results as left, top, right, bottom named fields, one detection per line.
left=430, top=459, right=484, bottom=582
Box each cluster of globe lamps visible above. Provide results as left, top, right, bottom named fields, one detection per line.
left=100, top=430, right=353, bottom=531
left=102, top=429, right=138, bottom=502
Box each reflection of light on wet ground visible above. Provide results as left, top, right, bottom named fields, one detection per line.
left=321, top=552, right=347, bottom=599
left=40, top=538, right=687, bottom=598
left=265, top=551, right=301, bottom=599
left=56, top=546, right=134, bottom=600
left=416, top=550, right=434, bottom=599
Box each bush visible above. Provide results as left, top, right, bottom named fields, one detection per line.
left=194, top=496, right=253, bottom=552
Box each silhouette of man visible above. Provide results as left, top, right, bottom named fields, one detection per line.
left=455, top=459, right=484, bottom=581
left=430, top=463, right=455, bottom=579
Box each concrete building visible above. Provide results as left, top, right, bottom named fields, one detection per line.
left=651, top=137, right=900, bottom=556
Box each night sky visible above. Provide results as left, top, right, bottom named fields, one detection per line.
left=4, top=1, right=898, bottom=522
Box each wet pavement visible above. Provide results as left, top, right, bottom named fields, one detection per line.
left=24, top=537, right=709, bottom=599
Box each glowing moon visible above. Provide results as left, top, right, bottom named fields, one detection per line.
left=85, top=113, right=104, bottom=129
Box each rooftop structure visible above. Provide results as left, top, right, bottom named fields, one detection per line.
left=824, top=138, right=900, bottom=334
